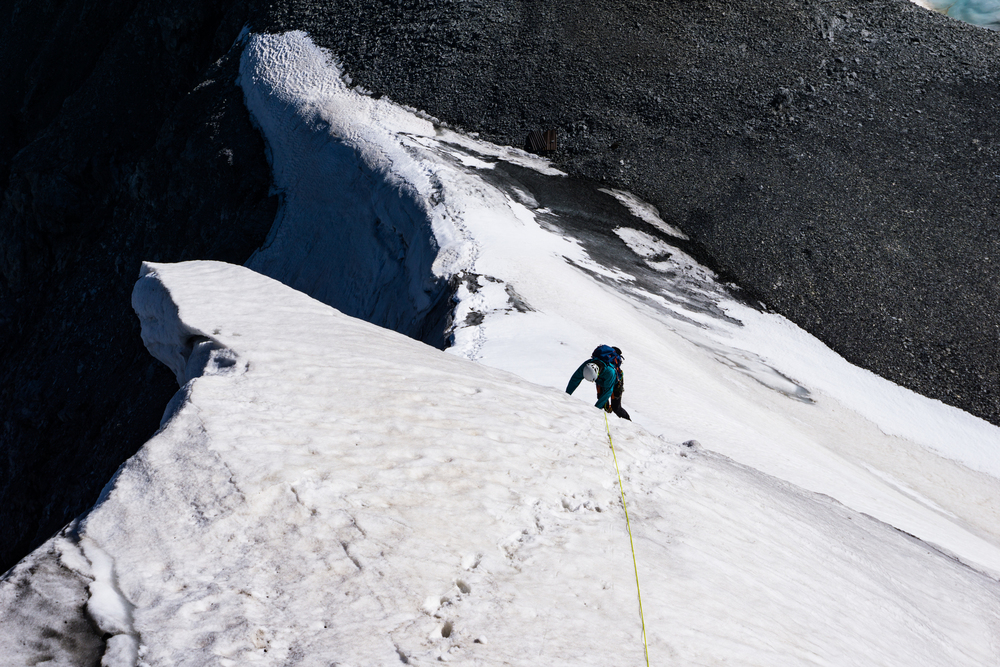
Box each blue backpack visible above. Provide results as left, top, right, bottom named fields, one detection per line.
left=591, top=345, right=624, bottom=393
left=591, top=345, right=622, bottom=368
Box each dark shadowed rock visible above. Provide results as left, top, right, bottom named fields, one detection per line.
left=0, top=0, right=276, bottom=573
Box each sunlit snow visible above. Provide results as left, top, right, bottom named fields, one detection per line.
left=4, top=261, right=996, bottom=666
left=2, top=29, right=1000, bottom=667
left=236, top=30, right=1000, bottom=575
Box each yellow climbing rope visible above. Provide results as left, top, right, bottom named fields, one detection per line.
left=605, top=411, right=650, bottom=667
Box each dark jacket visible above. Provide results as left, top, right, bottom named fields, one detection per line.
left=566, top=360, right=617, bottom=408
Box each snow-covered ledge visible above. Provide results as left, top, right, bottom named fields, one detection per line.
left=132, top=262, right=242, bottom=387
left=238, top=31, right=457, bottom=346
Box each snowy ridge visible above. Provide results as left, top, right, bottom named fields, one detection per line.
left=235, top=31, right=1000, bottom=582
left=4, top=260, right=999, bottom=666
left=132, top=263, right=243, bottom=387
left=4, top=27, right=1000, bottom=667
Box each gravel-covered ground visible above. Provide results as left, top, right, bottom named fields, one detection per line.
left=2, top=0, right=999, bottom=572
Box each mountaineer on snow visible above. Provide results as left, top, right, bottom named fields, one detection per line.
left=566, top=345, right=631, bottom=420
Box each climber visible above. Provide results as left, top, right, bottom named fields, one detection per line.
left=566, top=345, right=631, bottom=420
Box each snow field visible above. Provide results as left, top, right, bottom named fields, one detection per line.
left=106, top=260, right=658, bottom=666
left=5, top=26, right=1000, bottom=667
left=27, top=260, right=997, bottom=666
left=234, top=27, right=1000, bottom=584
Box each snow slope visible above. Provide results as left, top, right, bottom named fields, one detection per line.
left=3, top=28, right=1000, bottom=666
left=4, top=261, right=999, bottom=667
left=237, top=31, right=1000, bottom=581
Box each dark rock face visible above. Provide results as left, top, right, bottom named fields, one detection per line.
left=3, top=0, right=1000, bottom=573
left=0, top=0, right=277, bottom=573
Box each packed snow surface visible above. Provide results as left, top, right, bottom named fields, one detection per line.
left=4, top=29, right=1000, bottom=666
left=4, top=261, right=998, bottom=667
left=237, top=30, right=1000, bottom=577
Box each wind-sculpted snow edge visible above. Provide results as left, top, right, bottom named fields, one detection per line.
left=133, top=262, right=241, bottom=388
left=229, top=32, right=1000, bottom=587
left=238, top=30, right=457, bottom=348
